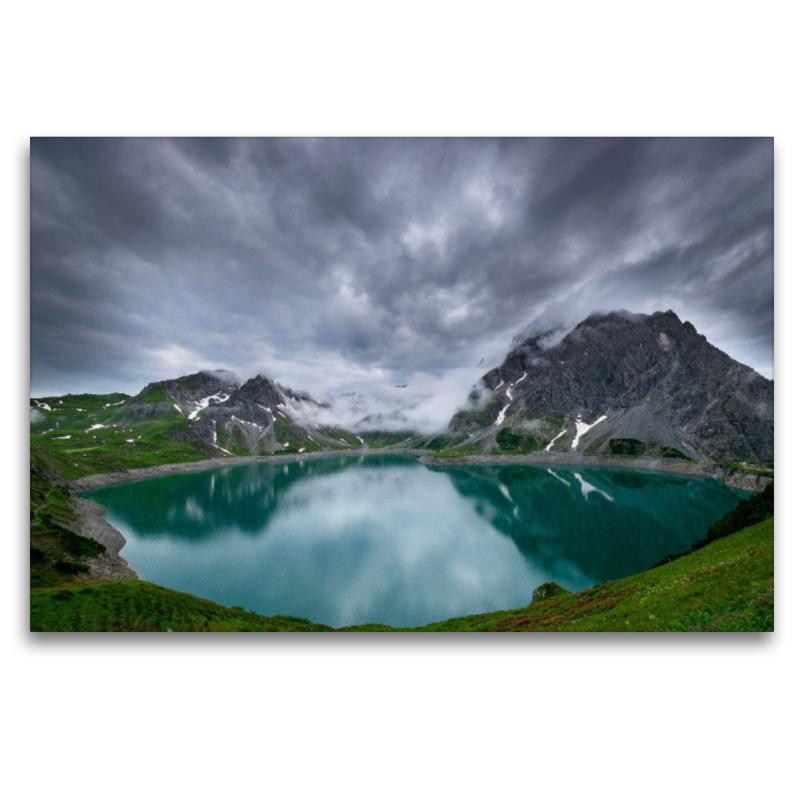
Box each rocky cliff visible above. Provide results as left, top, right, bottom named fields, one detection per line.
left=450, top=310, right=774, bottom=466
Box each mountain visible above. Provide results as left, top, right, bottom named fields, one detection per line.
left=112, top=371, right=365, bottom=456
left=448, top=310, right=774, bottom=466
left=29, top=310, right=774, bottom=477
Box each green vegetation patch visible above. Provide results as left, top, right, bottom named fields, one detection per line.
left=30, top=467, right=105, bottom=589
left=707, top=480, right=774, bottom=544
left=529, top=582, right=571, bottom=605
left=135, top=386, right=169, bottom=403
left=431, top=440, right=487, bottom=458
left=495, top=428, right=546, bottom=454
left=30, top=581, right=335, bottom=632
left=30, top=390, right=215, bottom=479
left=660, top=446, right=693, bottom=461
left=609, top=438, right=646, bottom=457
left=424, top=434, right=459, bottom=451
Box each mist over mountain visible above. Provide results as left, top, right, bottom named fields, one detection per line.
left=31, top=310, right=774, bottom=468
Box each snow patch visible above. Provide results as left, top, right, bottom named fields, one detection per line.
left=571, top=415, right=607, bottom=449
left=188, top=393, right=229, bottom=421
left=33, top=400, right=52, bottom=412
left=86, top=424, right=107, bottom=432
left=52, top=435, right=71, bottom=440
left=173, top=404, right=183, bottom=415
left=494, top=404, right=511, bottom=426
left=232, top=416, right=261, bottom=429
left=257, top=404, right=276, bottom=422
left=545, top=429, right=568, bottom=452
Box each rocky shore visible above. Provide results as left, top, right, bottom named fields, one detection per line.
left=417, top=452, right=773, bottom=492
left=64, top=496, right=139, bottom=581
left=71, top=447, right=772, bottom=497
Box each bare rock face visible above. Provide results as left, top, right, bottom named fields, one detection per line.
left=451, top=310, right=774, bottom=467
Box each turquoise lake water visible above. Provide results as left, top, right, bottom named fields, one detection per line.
left=84, top=454, right=749, bottom=628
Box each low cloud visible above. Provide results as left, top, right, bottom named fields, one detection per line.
left=311, top=366, right=493, bottom=434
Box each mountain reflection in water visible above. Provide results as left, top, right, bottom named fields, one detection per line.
left=85, top=455, right=748, bottom=628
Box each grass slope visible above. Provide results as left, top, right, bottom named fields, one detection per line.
left=30, top=582, right=333, bottom=632
left=31, top=392, right=211, bottom=479
left=30, top=467, right=105, bottom=589
left=30, top=518, right=773, bottom=632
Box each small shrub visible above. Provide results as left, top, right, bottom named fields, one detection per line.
left=660, top=446, right=693, bottom=461
left=495, top=428, right=545, bottom=453
left=609, top=438, right=645, bottom=457
left=651, top=481, right=773, bottom=567
left=707, top=481, right=774, bottom=543
left=54, top=560, right=89, bottom=575
left=529, top=582, right=571, bottom=606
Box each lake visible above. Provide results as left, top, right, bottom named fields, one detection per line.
left=83, top=454, right=749, bottom=628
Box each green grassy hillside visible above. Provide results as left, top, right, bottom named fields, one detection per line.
left=31, top=392, right=211, bottom=479
left=30, top=516, right=773, bottom=632
left=30, top=581, right=334, bottom=632
left=30, top=466, right=105, bottom=589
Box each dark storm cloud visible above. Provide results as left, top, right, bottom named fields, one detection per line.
left=30, top=137, right=774, bottom=404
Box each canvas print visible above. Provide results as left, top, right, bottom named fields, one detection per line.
left=29, top=137, right=774, bottom=632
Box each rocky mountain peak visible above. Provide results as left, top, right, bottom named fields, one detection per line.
left=450, top=309, right=773, bottom=466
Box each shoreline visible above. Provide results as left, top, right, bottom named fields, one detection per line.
left=71, top=447, right=773, bottom=495
left=69, top=447, right=429, bottom=492
left=68, top=447, right=771, bottom=580
left=418, top=452, right=773, bottom=491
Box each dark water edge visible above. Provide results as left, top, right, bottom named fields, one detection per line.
left=83, top=454, right=749, bottom=628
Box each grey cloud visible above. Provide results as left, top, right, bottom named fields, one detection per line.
left=30, top=137, right=773, bottom=402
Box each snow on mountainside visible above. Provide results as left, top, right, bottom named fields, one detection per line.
left=30, top=311, right=774, bottom=468
left=111, top=371, right=363, bottom=456
left=449, top=310, right=774, bottom=466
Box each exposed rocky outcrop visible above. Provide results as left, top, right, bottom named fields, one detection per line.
left=66, top=496, right=139, bottom=581
left=450, top=310, right=774, bottom=466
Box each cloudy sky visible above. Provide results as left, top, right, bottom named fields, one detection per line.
left=30, top=137, right=773, bottom=427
